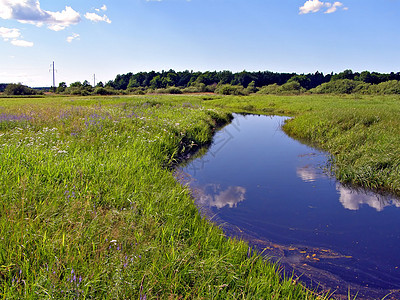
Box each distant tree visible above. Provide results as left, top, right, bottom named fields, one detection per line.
left=246, top=81, right=258, bottom=93
left=331, top=69, right=355, bottom=81
left=70, top=81, right=82, bottom=88
left=150, top=75, right=163, bottom=89
left=56, top=82, right=67, bottom=93
left=4, top=83, right=37, bottom=95
left=96, top=81, right=104, bottom=88
left=287, top=75, right=311, bottom=89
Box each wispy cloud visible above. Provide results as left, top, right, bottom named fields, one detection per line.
left=0, top=26, right=33, bottom=47
left=84, top=12, right=111, bottom=24
left=0, top=0, right=81, bottom=31
left=95, top=5, right=108, bottom=12
left=66, top=33, right=80, bottom=43
left=299, top=0, right=347, bottom=14
left=11, top=39, right=34, bottom=47
left=0, top=26, right=20, bottom=40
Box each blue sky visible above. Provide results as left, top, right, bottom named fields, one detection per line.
left=1, top=0, right=400, bottom=87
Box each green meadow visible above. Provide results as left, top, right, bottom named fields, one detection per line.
left=0, top=95, right=321, bottom=299
left=1, top=93, right=399, bottom=299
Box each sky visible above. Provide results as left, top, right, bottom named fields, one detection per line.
left=0, top=0, right=400, bottom=87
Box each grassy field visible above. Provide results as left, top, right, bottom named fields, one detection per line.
left=0, top=95, right=322, bottom=299
left=205, top=94, right=400, bottom=196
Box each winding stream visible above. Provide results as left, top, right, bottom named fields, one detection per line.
left=177, top=114, right=400, bottom=299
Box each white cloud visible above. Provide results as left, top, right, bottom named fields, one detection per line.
left=325, top=1, right=343, bottom=14
left=66, top=33, right=80, bottom=43
left=299, top=0, right=347, bottom=14
left=95, top=5, right=107, bottom=12
left=0, top=26, right=21, bottom=41
left=299, top=0, right=326, bottom=14
left=84, top=12, right=111, bottom=24
left=11, top=39, right=33, bottom=47
left=0, top=26, right=33, bottom=47
left=0, top=0, right=81, bottom=31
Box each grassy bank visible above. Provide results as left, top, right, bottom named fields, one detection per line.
left=204, top=94, right=400, bottom=196
left=0, top=95, right=319, bottom=299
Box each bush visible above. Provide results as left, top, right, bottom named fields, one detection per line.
left=94, top=87, right=118, bottom=95
left=353, top=82, right=372, bottom=94
left=126, top=87, right=145, bottom=95
left=215, top=84, right=249, bottom=96
left=279, top=81, right=304, bottom=94
left=182, top=86, right=202, bottom=93
left=4, top=83, right=37, bottom=96
left=371, top=80, right=400, bottom=94
left=257, top=84, right=280, bottom=95
left=310, top=79, right=359, bottom=94
left=154, top=87, right=183, bottom=94
left=257, top=82, right=303, bottom=95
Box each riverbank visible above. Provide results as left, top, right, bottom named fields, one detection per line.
left=0, top=95, right=321, bottom=298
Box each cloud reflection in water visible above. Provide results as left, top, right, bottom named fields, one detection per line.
left=336, top=184, right=400, bottom=212
left=296, top=165, right=400, bottom=211
left=196, top=184, right=247, bottom=209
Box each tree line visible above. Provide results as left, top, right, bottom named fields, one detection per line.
left=2, top=69, right=400, bottom=96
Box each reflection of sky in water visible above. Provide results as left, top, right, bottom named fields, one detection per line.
left=336, top=184, right=400, bottom=212
left=296, top=164, right=400, bottom=212
left=196, top=184, right=246, bottom=209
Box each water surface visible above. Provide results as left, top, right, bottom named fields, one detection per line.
left=178, top=114, right=400, bottom=299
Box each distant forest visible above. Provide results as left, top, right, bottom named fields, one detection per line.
left=2, top=69, right=400, bottom=95
left=103, top=69, right=400, bottom=90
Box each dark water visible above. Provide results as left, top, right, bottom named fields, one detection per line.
left=177, top=114, right=400, bottom=299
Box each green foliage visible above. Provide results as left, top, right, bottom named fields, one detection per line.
left=370, top=80, right=400, bottom=94
left=246, top=81, right=258, bottom=93
left=310, top=79, right=360, bottom=94
left=56, top=82, right=67, bottom=93
left=288, top=75, right=312, bottom=89
left=93, top=87, right=118, bottom=95
left=257, top=83, right=281, bottom=95
left=215, top=84, right=249, bottom=95
left=257, top=82, right=304, bottom=95
left=4, top=83, right=37, bottom=96
left=154, top=87, right=183, bottom=94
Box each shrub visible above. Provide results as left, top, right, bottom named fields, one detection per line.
left=154, top=87, right=183, bottom=94
left=94, top=87, right=118, bottom=95
left=215, top=84, right=249, bottom=96
left=371, top=80, right=400, bottom=94
left=279, top=81, right=303, bottom=94
left=353, top=82, right=372, bottom=94
left=310, top=79, right=359, bottom=94
left=4, top=83, right=37, bottom=96
left=257, top=84, right=280, bottom=95
left=126, top=87, right=145, bottom=95
left=257, top=82, right=303, bottom=95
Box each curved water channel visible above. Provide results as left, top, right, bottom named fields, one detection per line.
left=176, top=114, right=400, bottom=299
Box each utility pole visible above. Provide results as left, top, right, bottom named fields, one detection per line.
left=49, top=61, right=56, bottom=92
left=93, top=74, right=96, bottom=87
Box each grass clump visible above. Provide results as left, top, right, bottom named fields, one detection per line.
left=0, top=95, right=320, bottom=299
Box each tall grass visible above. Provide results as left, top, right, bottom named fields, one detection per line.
left=0, top=95, right=321, bottom=298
